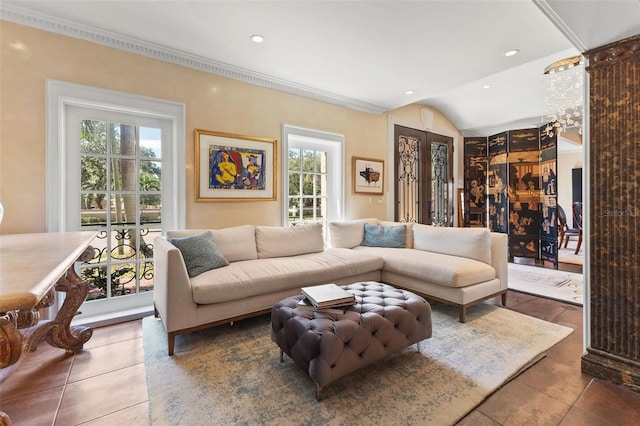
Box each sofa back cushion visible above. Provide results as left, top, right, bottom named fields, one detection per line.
left=256, top=223, right=324, bottom=258
left=412, top=224, right=492, bottom=264
left=362, top=223, right=406, bottom=248
left=379, top=220, right=414, bottom=248
left=167, top=225, right=257, bottom=262
left=329, top=218, right=378, bottom=248
left=210, top=225, right=258, bottom=262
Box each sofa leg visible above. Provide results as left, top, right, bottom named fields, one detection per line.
left=459, top=307, right=467, bottom=323
left=501, top=292, right=508, bottom=306
left=168, top=332, right=176, bottom=356
left=154, top=304, right=159, bottom=318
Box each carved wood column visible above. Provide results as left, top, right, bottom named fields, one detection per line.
left=582, top=34, right=640, bottom=393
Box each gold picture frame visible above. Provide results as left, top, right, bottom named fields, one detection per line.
left=195, top=129, right=277, bottom=202
left=353, top=156, right=384, bottom=195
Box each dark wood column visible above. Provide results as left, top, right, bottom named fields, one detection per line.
left=582, top=34, right=640, bottom=393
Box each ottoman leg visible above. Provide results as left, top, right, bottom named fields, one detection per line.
left=280, top=349, right=284, bottom=362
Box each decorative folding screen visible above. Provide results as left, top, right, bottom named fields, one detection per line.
left=463, top=125, right=558, bottom=267
left=463, top=137, right=488, bottom=227
left=488, top=132, right=508, bottom=233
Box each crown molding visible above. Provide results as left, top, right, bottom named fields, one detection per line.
left=1, top=3, right=387, bottom=115
left=532, top=0, right=588, bottom=53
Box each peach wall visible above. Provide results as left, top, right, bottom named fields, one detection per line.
left=0, top=21, right=459, bottom=234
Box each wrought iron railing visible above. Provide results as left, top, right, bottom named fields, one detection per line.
left=80, top=227, right=155, bottom=300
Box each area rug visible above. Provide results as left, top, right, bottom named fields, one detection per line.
left=143, top=304, right=572, bottom=425
left=509, top=263, right=583, bottom=305
left=558, top=240, right=584, bottom=265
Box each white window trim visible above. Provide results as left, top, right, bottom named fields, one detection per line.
left=45, top=80, right=186, bottom=325
left=46, top=80, right=186, bottom=233
left=281, top=124, right=345, bottom=227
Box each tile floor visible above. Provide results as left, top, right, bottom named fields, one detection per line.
left=1, top=263, right=639, bottom=425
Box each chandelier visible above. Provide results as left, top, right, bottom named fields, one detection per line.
left=543, top=55, right=584, bottom=135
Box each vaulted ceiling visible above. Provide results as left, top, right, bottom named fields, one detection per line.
left=2, top=1, right=639, bottom=147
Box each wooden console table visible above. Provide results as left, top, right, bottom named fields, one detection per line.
left=0, top=232, right=96, bottom=425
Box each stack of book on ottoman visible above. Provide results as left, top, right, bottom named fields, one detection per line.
left=298, top=283, right=356, bottom=314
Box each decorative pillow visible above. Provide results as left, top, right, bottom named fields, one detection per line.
left=255, top=223, right=324, bottom=259
left=329, top=218, right=378, bottom=248
left=379, top=220, right=414, bottom=248
left=170, top=231, right=229, bottom=277
left=412, top=224, right=492, bottom=264
left=361, top=223, right=406, bottom=248
left=168, top=226, right=258, bottom=262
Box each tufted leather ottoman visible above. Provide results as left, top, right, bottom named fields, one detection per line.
left=270, top=281, right=432, bottom=399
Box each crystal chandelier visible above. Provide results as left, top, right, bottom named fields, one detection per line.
left=543, top=55, right=584, bottom=135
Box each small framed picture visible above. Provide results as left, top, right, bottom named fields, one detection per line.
left=195, top=129, right=277, bottom=201
left=353, top=156, right=384, bottom=195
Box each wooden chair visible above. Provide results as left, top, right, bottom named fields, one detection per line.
left=566, top=201, right=583, bottom=254
left=557, top=204, right=580, bottom=249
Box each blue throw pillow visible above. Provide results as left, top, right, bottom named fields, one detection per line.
left=170, top=231, right=229, bottom=277
left=361, top=223, right=406, bottom=248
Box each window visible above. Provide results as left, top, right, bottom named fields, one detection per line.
left=282, top=125, right=344, bottom=239
left=46, top=80, right=185, bottom=324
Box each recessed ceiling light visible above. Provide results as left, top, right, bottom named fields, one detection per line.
left=250, top=34, right=264, bottom=43
left=482, top=84, right=492, bottom=89
left=504, top=49, right=519, bottom=57
left=405, top=90, right=415, bottom=95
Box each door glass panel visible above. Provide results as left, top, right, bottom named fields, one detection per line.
left=302, top=149, right=314, bottom=172
left=431, top=142, right=450, bottom=226
left=140, top=127, right=161, bottom=158
left=79, top=118, right=161, bottom=304
left=81, top=193, right=108, bottom=226
left=81, top=157, right=107, bottom=191
left=80, top=120, right=107, bottom=154
left=396, top=134, right=421, bottom=223
left=289, top=148, right=301, bottom=171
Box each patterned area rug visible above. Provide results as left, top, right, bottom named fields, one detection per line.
left=558, top=240, right=584, bottom=265
left=143, top=304, right=572, bottom=425
left=509, top=263, right=583, bottom=305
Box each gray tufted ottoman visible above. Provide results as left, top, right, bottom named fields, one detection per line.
left=270, top=281, right=432, bottom=399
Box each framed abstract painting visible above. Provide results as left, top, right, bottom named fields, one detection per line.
left=353, top=156, right=384, bottom=195
left=195, top=129, right=277, bottom=201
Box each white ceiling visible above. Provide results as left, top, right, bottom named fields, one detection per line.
left=2, top=0, right=639, bottom=148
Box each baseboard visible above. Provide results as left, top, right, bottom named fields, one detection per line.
left=582, top=348, right=640, bottom=394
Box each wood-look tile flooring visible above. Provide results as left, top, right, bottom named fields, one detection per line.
left=2, top=263, right=639, bottom=425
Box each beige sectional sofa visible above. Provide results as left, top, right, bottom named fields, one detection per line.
left=329, top=219, right=509, bottom=323
left=153, top=220, right=508, bottom=355
left=153, top=223, right=381, bottom=355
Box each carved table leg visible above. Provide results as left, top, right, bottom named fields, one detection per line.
left=22, top=246, right=94, bottom=353
left=0, top=411, right=12, bottom=426
left=0, top=318, right=23, bottom=369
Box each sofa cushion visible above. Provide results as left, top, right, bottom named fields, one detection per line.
left=354, top=246, right=495, bottom=288
left=362, top=223, right=406, bottom=248
left=412, top=224, right=492, bottom=264
left=169, top=231, right=229, bottom=277
left=329, top=218, right=378, bottom=248
left=255, top=223, right=324, bottom=259
left=190, top=248, right=384, bottom=304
